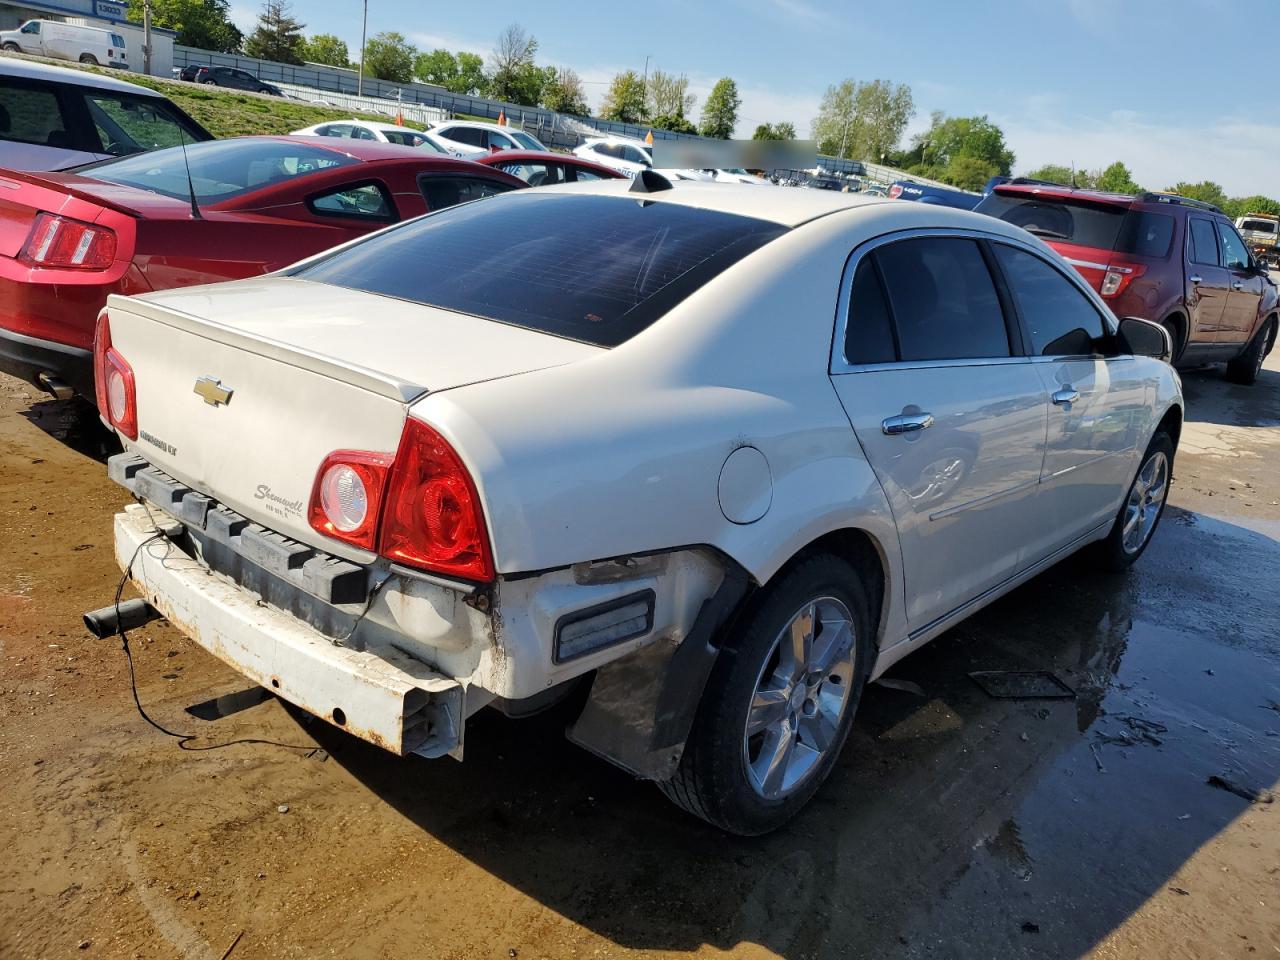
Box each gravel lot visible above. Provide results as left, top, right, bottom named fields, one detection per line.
left=1, top=354, right=1277, bottom=960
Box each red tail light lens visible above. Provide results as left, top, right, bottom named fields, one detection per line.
left=92, top=311, right=136, bottom=439
left=20, top=213, right=117, bottom=269
left=307, top=451, right=393, bottom=551
left=379, top=419, right=494, bottom=582
left=1100, top=261, right=1146, bottom=299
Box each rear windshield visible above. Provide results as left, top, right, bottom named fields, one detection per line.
left=1240, top=218, right=1278, bottom=234
left=291, top=192, right=787, bottom=348
left=79, top=139, right=355, bottom=202
left=978, top=192, right=1175, bottom=258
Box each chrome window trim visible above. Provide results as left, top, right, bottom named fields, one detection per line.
left=830, top=226, right=1119, bottom=376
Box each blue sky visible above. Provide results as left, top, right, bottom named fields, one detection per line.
left=243, top=0, right=1280, bottom=195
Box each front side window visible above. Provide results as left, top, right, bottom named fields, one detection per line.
left=0, top=80, right=69, bottom=148
left=21, top=21, right=40, bottom=34
left=418, top=174, right=516, bottom=211
left=1189, top=218, right=1220, bottom=266
left=80, top=139, right=356, bottom=202
left=442, top=126, right=483, bottom=147
left=484, top=131, right=515, bottom=150
left=874, top=237, right=1010, bottom=361
left=1217, top=222, right=1250, bottom=270
left=995, top=245, right=1105, bottom=356
left=382, top=129, right=425, bottom=147
left=573, top=167, right=607, bottom=181
left=86, top=94, right=202, bottom=154
left=308, top=182, right=393, bottom=221
left=510, top=130, right=542, bottom=150
left=292, top=192, right=787, bottom=348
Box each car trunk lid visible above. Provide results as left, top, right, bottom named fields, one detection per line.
left=103, top=278, right=602, bottom=558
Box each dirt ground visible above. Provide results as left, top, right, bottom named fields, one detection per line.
left=1, top=354, right=1278, bottom=960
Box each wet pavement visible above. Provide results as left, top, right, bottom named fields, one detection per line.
left=1, top=354, right=1278, bottom=959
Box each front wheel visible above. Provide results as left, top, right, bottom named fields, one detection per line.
left=1092, top=431, right=1174, bottom=572
left=1225, top=319, right=1274, bottom=385
left=1, top=42, right=20, bottom=52
left=659, top=554, right=874, bottom=835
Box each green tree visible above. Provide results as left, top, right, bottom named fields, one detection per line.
left=651, top=112, right=697, bottom=134
left=243, top=0, right=304, bottom=65
left=647, top=70, right=696, bottom=119
left=363, top=31, right=416, bottom=83
left=699, top=77, right=740, bottom=139
left=812, top=79, right=913, bottom=161
left=487, top=23, right=545, bottom=105
left=752, top=121, right=796, bottom=140
left=298, top=33, right=348, bottom=68
left=1095, top=161, right=1141, bottom=194
left=600, top=70, right=648, bottom=123
left=912, top=112, right=1014, bottom=176
left=941, top=155, right=1000, bottom=192
left=541, top=67, right=588, bottom=115
left=1023, top=163, right=1081, bottom=187
left=127, top=0, right=242, bottom=53
left=1222, top=195, right=1280, bottom=219
left=1167, top=181, right=1228, bottom=209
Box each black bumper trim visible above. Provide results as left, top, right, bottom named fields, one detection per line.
left=0, top=328, right=94, bottom=398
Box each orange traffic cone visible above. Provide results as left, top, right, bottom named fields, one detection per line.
left=645, top=129, right=654, bottom=145
left=395, top=110, right=404, bottom=126
left=497, top=110, right=507, bottom=126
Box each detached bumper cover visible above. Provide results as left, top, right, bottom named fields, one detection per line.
left=114, top=503, right=463, bottom=757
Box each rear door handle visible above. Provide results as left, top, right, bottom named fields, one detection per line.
left=882, top=413, right=934, bottom=435
left=1232, top=280, right=1244, bottom=290
left=1052, top=388, right=1080, bottom=405
left=1189, top=275, right=1202, bottom=284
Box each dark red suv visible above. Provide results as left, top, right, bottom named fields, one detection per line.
left=977, top=182, right=1278, bottom=384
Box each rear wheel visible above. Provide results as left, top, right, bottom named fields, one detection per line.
left=78, top=54, right=99, bottom=65
left=659, top=554, right=874, bottom=835
left=1093, top=431, right=1174, bottom=572
left=1225, top=319, right=1274, bottom=385
left=1160, top=315, right=1186, bottom=365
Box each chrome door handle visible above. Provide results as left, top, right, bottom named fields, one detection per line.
left=1052, top=388, right=1080, bottom=405
left=882, top=413, right=934, bottom=435
left=1232, top=281, right=1244, bottom=290
left=1189, top=275, right=1202, bottom=284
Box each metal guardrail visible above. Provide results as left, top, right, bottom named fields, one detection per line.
left=273, top=81, right=447, bottom=127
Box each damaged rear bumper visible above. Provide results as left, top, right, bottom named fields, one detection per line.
left=114, top=503, right=463, bottom=757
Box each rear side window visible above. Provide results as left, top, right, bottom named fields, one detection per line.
left=0, top=80, right=71, bottom=148
left=111, top=34, right=125, bottom=47
left=994, top=245, right=1105, bottom=356
left=1189, top=218, right=1220, bottom=266
left=308, top=182, right=393, bottom=221
left=418, top=174, right=516, bottom=211
left=874, top=237, right=1010, bottom=361
left=291, top=193, right=788, bottom=348
left=443, top=126, right=483, bottom=147
left=1115, top=211, right=1174, bottom=258
left=843, top=258, right=896, bottom=364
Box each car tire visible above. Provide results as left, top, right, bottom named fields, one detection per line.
left=1224, top=319, right=1274, bottom=385
left=659, top=553, right=874, bottom=835
left=1092, top=430, right=1175, bottom=573
left=2, top=42, right=19, bottom=52
left=1160, top=316, right=1185, bottom=365
left=79, top=54, right=99, bottom=65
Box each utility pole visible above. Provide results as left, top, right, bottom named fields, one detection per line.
left=357, top=0, right=368, bottom=96
left=643, top=54, right=650, bottom=89
left=142, top=0, right=152, bottom=75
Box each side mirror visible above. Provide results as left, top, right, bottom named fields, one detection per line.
left=1117, top=316, right=1171, bottom=362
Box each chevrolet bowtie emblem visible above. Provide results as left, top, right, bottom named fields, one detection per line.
left=193, top=376, right=233, bottom=406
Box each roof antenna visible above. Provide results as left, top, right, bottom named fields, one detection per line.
left=175, top=123, right=202, bottom=220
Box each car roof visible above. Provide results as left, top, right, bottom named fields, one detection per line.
left=528, top=179, right=1047, bottom=237
left=437, top=120, right=525, bottom=134
left=0, top=57, right=165, bottom=97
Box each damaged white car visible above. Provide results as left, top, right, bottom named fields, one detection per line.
left=90, top=175, right=1183, bottom=834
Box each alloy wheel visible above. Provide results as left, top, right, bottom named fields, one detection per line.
left=1122, top=451, right=1169, bottom=554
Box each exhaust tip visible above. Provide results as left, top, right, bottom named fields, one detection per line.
left=83, top=598, right=162, bottom=638
left=36, top=373, right=74, bottom=401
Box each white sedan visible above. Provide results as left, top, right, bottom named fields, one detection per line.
left=289, top=118, right=451, bottom=153
left=92, top=179, right=1181, bottom=834
left=428, top=120, right=547, bottom=159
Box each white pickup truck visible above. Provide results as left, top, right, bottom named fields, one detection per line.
left=90, top=180, right=1181, bottom=834
left=1236, top=213, right=1280, bottom=268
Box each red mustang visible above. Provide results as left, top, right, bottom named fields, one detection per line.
left=473, top=149, right=624, bottom=185
left=0, top=136, right=524, bottom=398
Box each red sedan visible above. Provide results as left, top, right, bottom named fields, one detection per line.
left=473, top=149, right=624, bottom=186
left=0, top=136, right=524, bottom=398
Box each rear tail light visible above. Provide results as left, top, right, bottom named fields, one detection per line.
left=307, top=451, right=392, bottom=551
left=20, top=213, right=117, bottom=269
left=93, top=312, right=137, bottom=439
left=306, top=419, right=494, bottom=581
left=1100, top=262, right=1146, bottom=299
left=379, top=419, right=494, bottom=581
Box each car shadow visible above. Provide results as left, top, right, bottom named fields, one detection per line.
left=18, top=394, right=119, bottom=464
left=1177, top=362, right=1280, bottom=429
left=302, top=507, right=1280, bottom=959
